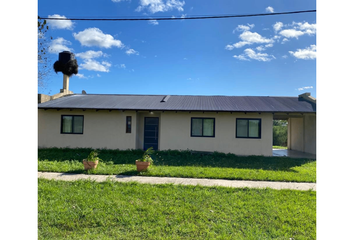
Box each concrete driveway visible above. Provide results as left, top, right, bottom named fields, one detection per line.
left=273, top=149, right=316, bottom=159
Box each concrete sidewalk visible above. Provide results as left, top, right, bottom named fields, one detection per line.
left=38, top=172, right=316, bottom=191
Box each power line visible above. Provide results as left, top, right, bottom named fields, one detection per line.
left=38, top=10, right=316, bottom=22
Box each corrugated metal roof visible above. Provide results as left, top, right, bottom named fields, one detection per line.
left=38, top=94, right=316, bottom=113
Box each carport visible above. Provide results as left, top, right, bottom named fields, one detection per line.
left=273, top=93, right=316, bottom=157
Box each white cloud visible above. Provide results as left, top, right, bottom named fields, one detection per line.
left=256, top=46, right=266, bottom=51
left=233, top=48, right=275, bottom=62
left=76, top=50, right=112, bottom=73
left=226, top=31, right=274, bottom=50
left=244, top=48, right=275, bottom=61
left=136, top=0, right=185, bottom=14
left=76, top=50, right=107, bottom=59
left=47, top=14, right=74, bottom=30
left=239, top=31, right=273, bottom=44
left=118, top=64, right=126, bottom=69
left=265, top=6, right=274, bottom=13
left=279, top=29, right=305, bottom=39
left=226, top=21, right=316, bottom=59
left=234, top=41, right=249, bottom=48
left=281, top=38, right=289, bottom=44
left=296, top=86, right=313, bottom=91
left=101, top=61, right=111, bottom=67
left=126, top=48, right=139, bottom=55
left=49, top=37, right=73, bottom=53
left=278, top=21, right=316, bottom=39
left=233, top=54, right=249, bottom=61
left=225, top=45, right=234, bottom=50
left=232, top=24, right=255, bottom=33
left=148, top=19, right=159, bottom=25
left=80, top=59, right=111, bottom=72
left=75, top=73, right=87, bottom=79
left=73, top=28, right=124, bottom=48
left=296, top=22, right=316, bottom=35
left=273, top=22, right=283, bottom=32
left=289, top=45, right=316, bottom=60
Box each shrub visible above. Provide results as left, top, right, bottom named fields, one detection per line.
left=273, top=125, right=288, bottom=146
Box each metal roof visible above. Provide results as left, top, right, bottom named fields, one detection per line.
left=38, top=94, right=316, bottom=113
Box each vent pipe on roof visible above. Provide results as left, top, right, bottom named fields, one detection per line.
left=161, top=95, right=171, bottom=102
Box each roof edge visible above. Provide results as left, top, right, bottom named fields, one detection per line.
left=37, top=107, right=316, bottom=114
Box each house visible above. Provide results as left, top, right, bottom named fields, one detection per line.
left=38, top=88, right=316, bottom=156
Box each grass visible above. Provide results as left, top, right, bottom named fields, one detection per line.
left=273, top=146, right=288, bottom=149
left=38, top=178, right=316, bottom=240
left=38, top=148, right=316, bottom=183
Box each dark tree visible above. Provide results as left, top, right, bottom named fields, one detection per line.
left=38, top=17, right=53, bottom=90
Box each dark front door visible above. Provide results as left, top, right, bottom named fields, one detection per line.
left=144, top=117, right=159, bottom=150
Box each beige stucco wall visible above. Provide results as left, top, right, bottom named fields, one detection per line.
left=288, top=114, right=316, bottom=154
left=288, top=118, right=304, bottom=152
left=38, top=109, right=137, bottom=149
left=159, top=112, right=273, bottom=156
left=38, top=109, right=273, bottom=156
left=304, top=115, right=316, bottom=154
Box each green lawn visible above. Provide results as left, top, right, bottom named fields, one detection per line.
left=273, top=146, right=288, bottom=149
left=38, top=148, right=316, bottom=183
left=38, top=178, right=316, bottom=240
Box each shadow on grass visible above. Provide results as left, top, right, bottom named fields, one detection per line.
left=38, top=148, right=316, bottom=172
left=63, top=170, right=88, bottom=174
left=58, top=169, right=142, bottom=176
left=150, top=153, right=315, bottom=172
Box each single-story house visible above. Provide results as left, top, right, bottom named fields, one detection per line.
left=38, top=88, right=316, bottom=156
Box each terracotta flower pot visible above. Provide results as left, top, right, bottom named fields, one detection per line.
left=136, top=160, right=151, bottom=172
left=83, top=159, right=99, bottom=170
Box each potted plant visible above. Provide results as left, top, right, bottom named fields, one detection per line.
left=83, top=150, right=100, bottom=170
left=136, top=147, right=154, bottom=172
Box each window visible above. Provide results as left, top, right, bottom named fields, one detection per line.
left=191, top=118, right=215, bottom=137
left=61, top=115, right=84, bottom=134
left=236, top=118, right=261, bottom=138
left=126, top=116, right=132, bottom=133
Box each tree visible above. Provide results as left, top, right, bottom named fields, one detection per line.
left=273, top=120, right=288, bottom=146
left=38, top=17, right=53, bottom=91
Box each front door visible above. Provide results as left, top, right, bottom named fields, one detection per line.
left=144, top=117, right=159, bottom=150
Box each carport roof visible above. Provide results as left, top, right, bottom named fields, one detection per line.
left=38, top=94, right=316, bottom=113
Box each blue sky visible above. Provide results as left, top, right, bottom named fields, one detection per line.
left=38, top=0, right=316, bottom=97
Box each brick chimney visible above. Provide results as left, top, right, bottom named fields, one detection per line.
left=298, top=92, right=316, bottom=111
left=298, top=92, right=316, bottom=104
